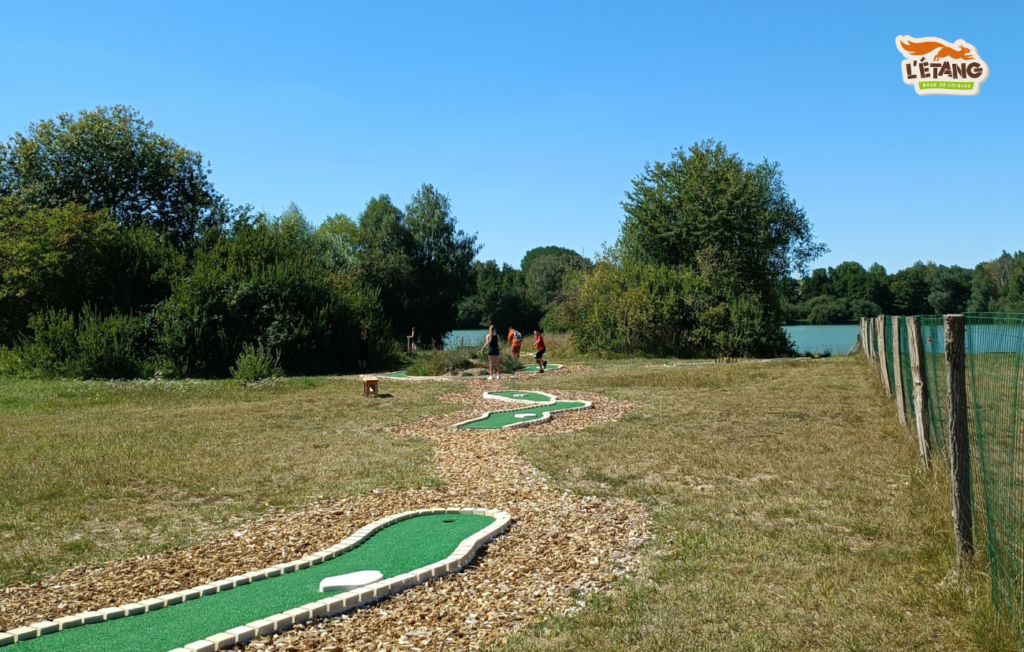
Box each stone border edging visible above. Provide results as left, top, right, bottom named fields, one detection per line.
left=0, top=508, right=511, bottom=651
left=660, top=357, right=813, bottom=368
left=450, top=401, right=593, bottom=431
left=481, top=391, right=558, bottom=403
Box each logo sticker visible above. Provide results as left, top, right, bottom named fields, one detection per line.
left=896, top=35, right=989, bottom=96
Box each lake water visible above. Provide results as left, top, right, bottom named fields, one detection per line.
left=444, top=325, right=860, bottom=355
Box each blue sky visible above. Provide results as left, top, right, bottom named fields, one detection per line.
left=1, top=1, right=1020, bottom=274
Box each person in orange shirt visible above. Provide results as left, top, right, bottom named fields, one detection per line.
left=508, top=327, right=522, bottom=359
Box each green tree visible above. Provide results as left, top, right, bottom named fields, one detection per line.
left=402, top=184, right=479, bottom=343
left=0, top=198, right=182, bottom=345
left=889, top=263, right=932, bottom=314
left=457, top=260, right=542, bottom=331
left=927, top=265, right=973, bottom=314
left=521, top=246, right=582, bottom=275
left=0, top=105, right=228, bottom=246
left=620, top=140, right=827, bottom=286
left=614, top=140, right=826, bottom=354
left=523, top=248, right=592, bottom=309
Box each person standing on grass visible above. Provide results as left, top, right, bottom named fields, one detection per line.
left=409, top=326, right=418, bottom=353
left=533, top=329, right=547, bottom=372
left=483, top=324, right=501, bottom=380
left=358, top=327, right=369, bottom=372
left=508, top=327, right=522, bottom=359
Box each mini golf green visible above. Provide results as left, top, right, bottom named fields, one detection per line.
left=485, top=391, right=554, bottom=403
left=381, top=370, right=408, bottom=378
left=458, top=401, right=588, bottom=429
left=518, top=363, right=562, bottom=373
left=17, top=514, right=493, bottom=652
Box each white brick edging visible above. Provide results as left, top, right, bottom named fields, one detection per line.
left=481, top=390, right=558, bottom=403
left=450, top=400, right=593, bottom=430
left=0, top=508, right=511, bottom=650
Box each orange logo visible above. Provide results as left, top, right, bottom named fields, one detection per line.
left=896, top=35, right=989, bottom=96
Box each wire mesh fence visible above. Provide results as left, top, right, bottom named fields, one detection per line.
left=863, top=313, right=1024, bottom=639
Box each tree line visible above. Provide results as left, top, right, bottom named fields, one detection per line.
left=6, top=107, right=895, bottom=375
left=0, top=106, right=482, bottom=378
left=784, top=253, right=1024, bottom=325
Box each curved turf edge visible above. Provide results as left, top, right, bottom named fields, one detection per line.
left=0, top=508, right=511, bottom=651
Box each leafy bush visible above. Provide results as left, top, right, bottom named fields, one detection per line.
left=230, top=343, right=282, bottom=383
left=563, top=250, right=794, bottom=358
left=156, top=208, right=392, bottom=377
left=499, top=350, right=524, bottom=373
left=15, top=307, right=152, bottom=379
left=407, top=346, right=476, bottom=376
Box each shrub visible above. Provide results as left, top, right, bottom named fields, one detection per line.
left=16, top=306, right=152, bottom=379
left=563, top=250, right=794, bottom=358
left=230, top=343, right=282, bottom=383
left=407, top=346, right=476, bottom=376
left=155, top=209, right=392, bottom=377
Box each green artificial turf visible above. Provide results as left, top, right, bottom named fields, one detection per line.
left=486, top=391, right=553, bottom=403
left=18, top=513, right=493, bottom=652
left=517, top=363, right=563, bottom=373
left=458, top=401, right=588, bottom=430
left=381, top=371, right=408, bottom=378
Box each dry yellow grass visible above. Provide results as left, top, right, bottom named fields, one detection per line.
left=0, top=356, right=1015, bottom=650
left=495, top=356, right=1016, bottom=651
left=0, top=376, right=461, bottom=585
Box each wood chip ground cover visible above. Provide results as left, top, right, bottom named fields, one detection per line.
left=0, top=388, right=648, bottom=651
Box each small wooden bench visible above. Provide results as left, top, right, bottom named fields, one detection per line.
left=363, top=377, right=380, bottom=397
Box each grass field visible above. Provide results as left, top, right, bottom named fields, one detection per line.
left=496, top=357, right=1015, bottom=651
left=0, top=376, right=462, bottom=585
left=0, top=357, right=1016, bottom=650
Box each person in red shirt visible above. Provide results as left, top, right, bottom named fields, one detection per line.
left=533, top=330, right=547, bottom=372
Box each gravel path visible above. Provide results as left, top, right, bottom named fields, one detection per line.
left=0, top=389, right=649, bottom=651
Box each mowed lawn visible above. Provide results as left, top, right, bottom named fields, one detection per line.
left=498, top=357, right=1015, bottom=651
left=0, top=376, right=460, bottom=585
left=0, top=358, right=1015, bottom=650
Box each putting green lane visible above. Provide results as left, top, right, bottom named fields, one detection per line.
left=458, top=401, right=588, bottom=430
left=486, top=391, right=553, bottom=403
left=18, top=514, right=494, bottom=652
left=518, top=363, right=562, bottom=373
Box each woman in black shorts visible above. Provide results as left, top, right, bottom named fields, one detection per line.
left=483, top=324, right=501, bottom=380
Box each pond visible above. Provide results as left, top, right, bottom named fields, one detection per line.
left=443, top=326, right=860, bottom=355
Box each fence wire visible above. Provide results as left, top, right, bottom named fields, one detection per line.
left=965, top=313, right=1024, bottom=634
left=869, top=313, right=1024, bottom=639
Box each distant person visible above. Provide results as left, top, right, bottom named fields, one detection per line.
left=409, top=326, right=418, bottom=353
left=483, top=324, right=501, bottom=380
left=533, top=330, right=547, bottom=372
left=358, top=327, right=369, bottom=371
left=508, top=327, right=522, bottom=359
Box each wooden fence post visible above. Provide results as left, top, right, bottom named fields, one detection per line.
left=891, top=317, right=907, bottom=425
left=907, top=316, right=931, bottom=471
left=860, top=318, right=870, bottom=366
left=877, top=316, right=892, bottom=397
left=944, top=314, right=973, bottom=568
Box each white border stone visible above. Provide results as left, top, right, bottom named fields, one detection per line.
left=0, top=508, right=511, bottom=651
left=481, top=390, right=558, bottom=403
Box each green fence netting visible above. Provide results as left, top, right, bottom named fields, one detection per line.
left=884, top=316, right=896, bottom=397
left=869, top=313, right=1024, bottom=638
left=919, top=316, right=950, bottom=462
left=965, top=313, right=1024, bottom=634
left=898, top=318, right=915, bottom=426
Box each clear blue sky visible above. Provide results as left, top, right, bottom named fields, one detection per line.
left=1, top=1, right=1020, bottom=274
